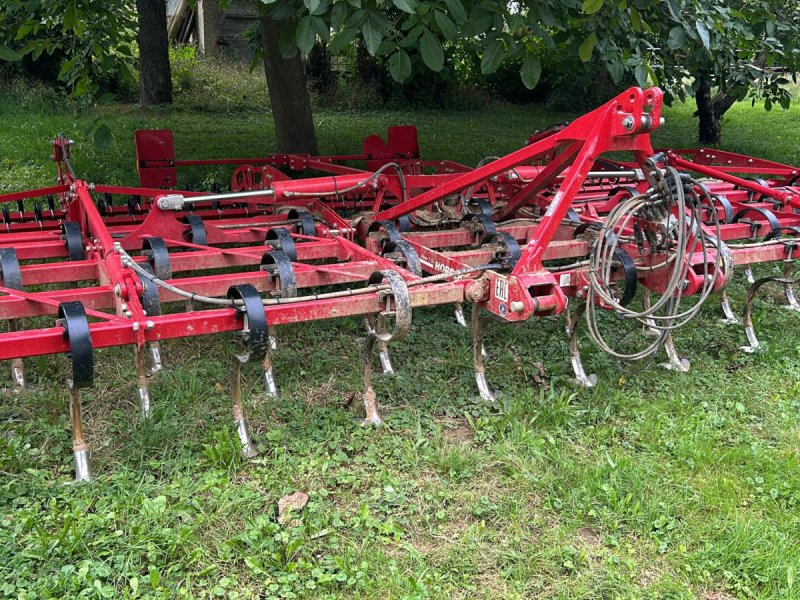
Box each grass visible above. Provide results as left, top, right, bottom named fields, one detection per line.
left=2, top=74, right=800, bottom=599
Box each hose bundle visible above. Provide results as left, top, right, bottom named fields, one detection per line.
left=584, top=165, right=725, bottom=360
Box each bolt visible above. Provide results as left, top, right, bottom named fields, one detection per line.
left=132, top=322, right=140, bottom=332
left=510, top=301, right=525, bottom=313
left=621, top=116, right=635, bottom=130
left=146, top=320, right=155, bottom=329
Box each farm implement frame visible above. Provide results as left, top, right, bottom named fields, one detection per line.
left=3, top=86, right=800, bottom=480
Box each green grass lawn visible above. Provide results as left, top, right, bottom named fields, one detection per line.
left=1, top=81, right=800, bottom=599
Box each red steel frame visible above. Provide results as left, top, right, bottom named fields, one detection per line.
left=5, top=86, right=800, bottom=479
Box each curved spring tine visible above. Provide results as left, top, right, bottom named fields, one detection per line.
left=740, top=276, right=794, bottom=353
left=641, top=291, right=660, bottom=337
left=230, top=355, right=259, bottom=459
left=782, top=262, right=800, bottom=312
left=661, top=332, right=690, bottom=372
left=69, top=386, right=91, bottom=482
left=147, top=342, right=163, bottom=376
left=135, top=345, right=152, bottom=419
left=720, top=290, right=739, bottom=324
left=471, top=303, right=496, bottom=402
left=360, top=316, right=383, bottom=426
left=454, top=302, right=467, bottom=327
left=565, top=301, right=597, bottom=388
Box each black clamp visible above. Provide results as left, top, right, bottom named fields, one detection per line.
left=485, top=231, right=521, bottom=269
left=288, top=208, right=317, bottom=237
left=462, top=211, right=497, bottom=244
left=381, top=240, right=422, bottom=276
left=185, top=215, right=207, bottom=246
left=61, top=221, right=85, bottom=261
left=141, top=236, right=172, bottom=280
left=265, top=227, right=297, bottom=261
left=57, top=301, right=93, bottom=388
left=763, top=225, right=800, bottom=242
left=368, top=220, right=403, bottom=245
left=261, top=251, right=298, bottom=298
left=1, top=204, right=9, bottom=226
left=732, top=207, right=781, bottom=239
left=227, top=284, right=269, bottom=360
left=367, top=270, right=412, bottom=343
left=0, top=248, right=22, bottom=290
left=611, top=245, right=638, bottom=307
left=137, top=263, right=161, bottom=316
left=711, top=194, right=734, bottom=224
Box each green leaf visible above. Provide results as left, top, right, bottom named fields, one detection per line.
left=331, top=3, right=346, bottom=31
left=296, top=16, right=316, bottom=55
left=434, top=11, right=457, bottom=42
left=304, top=0, right=320, bottom=13
left=519, top=54, right=541, bottom=90
left=695, top=21, right=710, bottom=50
left=329, top=27, right=359, bottom=53
left=578, top=32, right=597, bottom=62
left=666, top=26, right=685, bottom=50
left=94, top=124, right=112, bottom=150
left=665, top=0, right=681, bottom=21
left=420, top=30, right=444, bottom=72
left=480, top=39, right=505, bottom=75
left=0, top=44, right=23, bottom=62
left=362, top=15, right=383, bottom=55
left=443, top=0, right=467, bottom=24
left=388, top=49, right=412, bottom=82
left=582, top=0, right=603, bottom=15
left=392, top=0, right=415, bottom=14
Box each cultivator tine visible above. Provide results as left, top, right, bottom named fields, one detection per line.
left=230, top=355, right=259, bottom=459
left=662, top=332, right=690, bottom=372
left=565, top=301, right=597, bottom=388
left=226, top=284, right=271, bottom=457
left=262, top=338, right=278, bottom=398
left=135, top=345, right=152, bottom=419
left=471, top=303, right=496, bottom=402
left=147, top=342, right=163, bottom=376
left=360, top=271, right=412, bottom=424
left=69, top=386, right=91, bottom=482
left=744, top=268, right=756, bottom=285
left=781, top=260, right=800, bottom=312
left=454, top=303, right=467, bottom=327
left=57, top=302, right=94, bottom=482
left=360, top=319, right=382, bottom=426
left=740, top=275, right=796, bottom=353
left=365, top=314, right=395, bottom=375
left=720, top=290, right=740, bottom=324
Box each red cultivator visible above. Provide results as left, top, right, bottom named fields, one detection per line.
left=4, top=86, right=800, bottom=481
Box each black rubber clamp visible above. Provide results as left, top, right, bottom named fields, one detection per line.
left=0, top=248, right=22, bottom=290
left=227, top=284, right=269, bottom=360
left=265, top=227, right=297, bottom=262
left=61, top=221, right=85, bottom=261
left=382, top=240, right=422, bottom=276
left=141, top=236, right=172, bottom=280
left=57, top=301, right=93, bottom=388
left=261, top=250, right=298, bottom=298
left=185, top=215, right=207, bottom=246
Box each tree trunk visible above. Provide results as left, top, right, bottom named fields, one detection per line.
left=136, top=0, right=173, bottom=105
left=695, top=75, right=720, bottom=144
left=197, top=0, right=220, bottom=57
left=259, top=13, right=318, bottom=155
